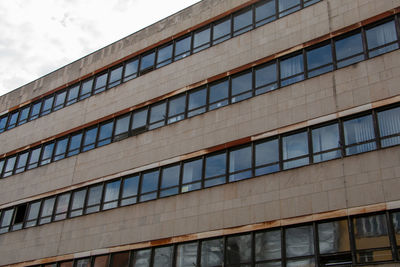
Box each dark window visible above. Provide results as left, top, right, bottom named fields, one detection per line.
left=70, top=189, right=87, bottom=217
left=213, top=17, right=231, bottom=45
left=94, top=72, right=108, bottom=94
left=318, top=219, right=350, bottom=254
left=25, top=201, right=41, bottom=227
left=79, top=79, right=93, bottom=100
left=103, top=180, right=121, bottom=210
left=205, top=152, right=227, bottom=187
left=0, top=115, right=7, bottom=132
left=27, top=146, right=41, bottom=169
left=160, top=164, right=180, bottom=197
left=378, top=106, right=400, bottom=147
left=0, top=160, right=4, bottom=177
left=15, top=151, right=29, bottom=174
left=133, top=249, right=151, bottom=267
left=108, top=65, right=123, bottom=88
left=193, top=27, right=211, bottom=53
left=280, top=53, right=305, bottom=86
left=40, top=96, right=54, bottom=116
left=226, top=234, right=252, bottom=265
left=154, top=246, right=174, bottom=267
left=82, top=127, right=98, bottom=152
left=255, top=230, right=282, bottom=263
left=39, top=197, right=56, bottom=225
left=7, top=111, right=18, bottom=130
left=231, top=71, right=253, bottom=103
left=282, top=131, right=309, bottom=169
left=121, top=175, right=139, bottom=206
left=85, top=184, right=103, bottom=214
left=40, top=142, right=54, bottom=166
left=167, top=94, right=186, bottom=124
left=98, top=120, right=114, bottom=147
left=174, top=35, right=192, bottom=60
left=0, top=209, right=14, bottom=234
left=312, top=123, right=341, bottom=163
left=343, top=115, right=376, bottom=155
left=140, top=170, right=159, bottom=202
left=366, top=20, right=399, bottom=58
left=111, top=252, right=130, bottom=267
left=54, top=193, right=70, bottom=221
left=306, top=43, right=334, bottom=78
left=176, top=242, right=198, bottom=267
left=278, top=0, right=301, bottom=17
left=285, top=225, right=314, bottom=257
left=233, top=7, right=253, bottom=36
left=229, top=145, right=252, bottom=182
left=123, top=58, right=139, bottom=82
left=54, top=137, right=69, bottom=161
left=209, top=79, right=229, bottom=110
left=140, top=51, right=156, bottom=73
left=335, top=32, right=365, bottom=68
left=3, top=156, right=17, bottom=177
left=131, top=108, right=148, bottom=134
left=11, top=204, right=27, bottom=231
left=17, top=106, right=30, bottom=125
left=53, top=90, right=67, bottom=111
left=66, top=84, right=79, bottom=106
left=67, top=132, right=83, bottom=157
left=114, top=114, right=131, bottom=141
left=255, top=0, right=276, bottom=27
left=255, top=138, right=280, bottom=176
left=182, top=158, right=203, bottom=193
left=201, top=238, right=224, bottom=267
left=93, top=255, right=109, bottom=267
left=29, top=101, right=42, bottom=120
left=149, top=102, right=166, bottom=130
left=188, top=86, right=207, bottom=117
left=157, top=43, right=173, bottom=68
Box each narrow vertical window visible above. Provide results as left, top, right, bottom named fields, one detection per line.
left=29, top=101, right=42, bottom=120
left=176, top=242, right=198, bottom=267
left=255, top=230, right=282, bottom=265
left=108, top=65, right=123, bottom=89
left=6, top=111, right=18, bottom=130
left=54, top=137, right=69, bottom=161
left=39, top=197, right=56, bottom=225
left=226, top=234, right=252, bottom=265
left=343, top=114, right=376, bottom=155
left=82, top=126, right=98, bottom=152
left=79, top=79, right=93, bottom=100
left=17, top=105, right=31, bottom=125
left=85, top=184, right=103, bottom=214
left=121, top=175, right=139, bottom=206
left=15, top=151, right=29, bottom=174
left=103, top=180, right=121, bottom=210
left=0, top=209, right=14, bottom=234
left=205, top=152, right=227, bottom=187
left=174, top=35, right=192, bottom=60
left=67, top=132, right=83, bottom=157
left=11, top=204, right=27, bottom=231
left=54, top=193, right=71, bottom=221
left=70, top=189, right=87, bottom=217
left=123, top=58, right=139, bottom=82
left=154, top=246, right=174, bottom=267
left=335, top=32, right=365, bottom=68
left=378, top=106, right=400, bottom=147
left=133, top=249, right=151, bottom=267
left=114, top=114, right=130, bottom=141
left=131, top=108, right=148, bottom=134
left=66, top=84, right=79, bottom=106
left=231, top=71, right=253, bottom=103
left=209, top=79, right=229, bottom=110
left=366, top=20, right=399, bottom=58
left=97, top=120, right=114, bottom=147
left=312, top=123, right=341, bottom=163
left=193, top=27, right=211, bottom=53
left=139, top=170, right=159, bottom=202
left=149, top=102, right=166, bottom=130
left=25, top=201, right=41, bottom=227
left=3, top=155, right=17, bottom=177
left=0, top=115, right=7, bottom=133
left=285, top=225, right=314, bottom=261
left=53, top=90, right=67, bottom=111
left=40, top=142, right=54, bottom=166
left=156, top=43, right=173, bottom=68
left=229, top=145, right=252, bottom=182
left=94, top=72, right=108, bottom=94
left=255, top=0, right=276, bottom=27
left=278, top=0, right=301, bottom=17
left=0, top=160, right=4, bottom=177
left=188, top=86, right=207, bottom=117
left=306, top=43, right=334, bottom=78
left=282, top=131, right=309, bottom=169
left=201, top=238, right=224, bottom=267
left=140, top=50, right=156, bottom=74
left=40, top=96, right=54, bottom=116
left=233, top=7, right=253, bottom=36
left=181, top=158, right=203, bottom=192
left=160, top=164, right=180, bottom=197
left=167, top=94, right=186, bottom=124
left=213, top=17, right=231, bottom=45
left=280, top=53, right=305, bottom=86
left=27, top=146, right=42, bottom=169
left=255, top=138, right=280, bottom=176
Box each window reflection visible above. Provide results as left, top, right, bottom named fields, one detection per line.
left=154, top=246, right=173, bottom=267
left=201, top=238, right=224, bottom=267
left=378, top=106, right=400, bottom=147
left=280, top=54, right=304, bottom=86
left=15, top=152, right=29, bottom=174
left=209, top=79, right=229, bottom=110
left=193, top=27, right=211, bottom=53
left=213, top=18, right=231, bottom=44
left=160, top=164, right=180, bottom=197
left=149, top=102, right=166, bottom=130
left=188, top=87, right=207, bottom=117
left=132, top=108, right=148, bottom=134
left=103, top=180, right=121, bottom=210
left=233, top=8, right=253, bottom=36
left=255, top=63, right=278, bottom=95
left=282, top=131, right=309, bottom=169
left=255, top=230, right=282, bottom=261
left=182, top=158, right=202, bottom=192
left=205, top=153, right=227, bottom=187
left=366, top=20, right=399, bottom=58
left=157, top=44, right=173, bottom=68
left=108, top=66, right=123, bottom=88
left=176, top=242, right=198, bottom=267
left=335, top=32, right=365, bottom=68
left=306, top=43, right=334, bottom=78
left=174, top=35, right=191, bottom=60
left=70, top=189, right=87, bottom=217
left=140, top=51, right=155, bottom=73
left=82, top=127, right=98, bottom=152
left=312, top=123, right=341, bottom=163
left=79, top=79, right=93, bottom=100
left=66, top=85, right=79, bottom=105
left=279, top=0, right=301, bottom=17
left=121, top=175, right=139, bottom=206
left=124, top=58, right=139, bottom=82
left=229, top=145, right=252, bottom=182
left=231, top=71, right=253, bottom=103
left=226, top=234, right=252, bottom=265
left=343, top=115, right=376, bottom=155
left=94, top=73, right=108, bottom=94
left=114, top=114, right=130, bottom=141
left=86, top=185, right=103, bottom=214
left=168, top=95, right=186, bottom=124
left=140, top=170, right=159, bottom=202
left=255, top=0, right=276, bottom=27
left=286, top=225, right=314, bottom=257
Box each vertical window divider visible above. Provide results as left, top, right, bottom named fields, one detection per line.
left=149, top=247, right=155, bottom=267
left=99, top=182, right=107, bottom=212
left=278, top=135, right=284, bottom=171
left=395, top=14, right=400, bottom=46
left=83, top=186, right=90, bottom=215
left=199, top=155, right=205, bottom=189
left=164, top=99, right=170, bottom=125
left=281, top=226, right=286, bottom=267
left=312, top=221, right=320, bottom=264
left=66, top=190, right=74, bottom=219
left=348, top=216, right=357, bottom=264
left=51, top=195, right=60, bottom=222
left=361, top=27, right=369, bottom=60
left=156, top=167, right=162, bottom=199
left=307, top=127, right=313, bottom=164
left=228, top=76, right=233, bottom=105
left=190, top=32, right=195, bottom=55
left=330, top=39, right=338, bottom=71
left=372, top=109, right=382, bottom=150
left=225, top=149, right=230, bottom=184
left=110, top=118, right=117, bottom=143
left=302, top=49, right=308, bottom=79
left=195, top=239, right=202, bottom=267
left=251, top=66, right=256, bottom=97
left=251, top=231, right=256, bottom=267
left=229, top=14, right=234, bottom=38
left=117, top=178, right=124, bottom=208
left=386, top=211, right=399, bottom=261
left=127, top=250, right=135, bottom=267
left=137, top=173, right=144, bottom=202
left=94, top=122, right=101, bottom=149
left=251, top=142, right=256, bottom=178
left=223, top=235, right=227, bottom=266
left=178, top=161, right=184, bottom=193
left=172, top=38, right=177, bottom=62
left=127, top=111, right=134, bottom=138
left=338, top=118, right=346, bottom=158
left=105, top=69, right=113, bottom=90
left=172, top=244, right=178, bottom=267
left=276, top=58, right=281, bottom=88
left=205, top=84, right=210, bottom=113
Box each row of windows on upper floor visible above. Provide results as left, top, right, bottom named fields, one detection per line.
left=25, top=210, right=400, bottom=266
left=0, top=14, right=399, bottom=179
left=0, top=103, right=399, bottom=236
left=0, top=0, right=321, bottom=135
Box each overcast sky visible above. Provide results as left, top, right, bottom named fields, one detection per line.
left=0, top=0, right=200, bottom=97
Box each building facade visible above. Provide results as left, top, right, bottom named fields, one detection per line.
left=1, top=0, right=400, bottom=266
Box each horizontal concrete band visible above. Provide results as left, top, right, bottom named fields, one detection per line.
left=4, top=199, right=400, bottom=267
left=1, top=94, right=399, bottom=210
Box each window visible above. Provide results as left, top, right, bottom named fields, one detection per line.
left=181, top=158, right=203, bottom=193
left=0, top=209, right=14, bottom=234
left=53, top=90, right=67, bottom=111
left=188, top=86, right=207, bottom=117
left=282, top=131, right=309, bottom=169
left=41, top=96, right=54, bottom=116
left=108, top=65, right=123, bottom=88
left=160, top=164, right=180, bottom=197
left=123, top=58, right=139, bottom=82
left=59, top=261, right=73, bottom=267
left=209, top=79, right=229, bottom=110
left=121, top=175, right=139, bottom=206
left=29, top=101, right=42, bottom=120
left=306, top=43, right=334, bottom=78
left=231, top=71, right=253, bottom=103
left=40, top=142, right=54, bottom=166
left=193, top=27, right=211, bottom=53
left=335, top=32, right=365, bottom=68
left=133, top=249, right=151, bottom=267
left=312, top=123, right=341, bottom=163
left=17, top=106, right=30, bottom=125
left=149, top=102, right=166, bottom=130
left=103, top=180, right=121, bottom=210
left=140, top=50, right=156, bottom=74
left=318, top=219, right=350, bottom=254
left=343, top=115, right=376, bottom=155
left=39, top=197, right=56, bottom=225
left=7, top=111, right=18, bottom=130
left=255, top=138, right=280, bottom=176
left=255, top=0, right=276, bottom=27
left=67, top=132, right=83, bottom=157
left=75, top=258, right=91, bottom=267
left=176, top=242, right=198, bottom=267
left=54, top=193, right=70, bottom=221
left=70, top=189, right=87, bottom=217
left=15, top=151, right=29, bottom=174
left=304, top=0, right=320, bottom=7
left=0, top=115, right=7, bottom=132
left=97, top=120, right=114, bottom=147
left=54, top=137, right=69, bottom=161
left=278, top=0, right=301, bottom=17
left=85, top=184, right=103, bottom=214
left=3, top=156, right=17, bottom=177
left=131, top=108, right=148, bottom=134
left=167, top=94, right=186, bottom=124
left=66, top=84, right=79, bottom=106
left=140, top=170, right=159, bottom=202
left=25, top=201, right=41, bottom=227
left=226, top=234, right=252, bottom=265
left=27, top=146, right=41, bottom=169
left=79, top=79, right=93, bottom=100
left=201, top=238, right=224, bottom=267
left=157, top=43, right=173, bottom=68
left=280, top=53, right=305, bottom=86
left=0, top=159, right=3, bottom=177
left=285, top=225, right=314, bottom=258
left=255, top=230, right=282, bottom=264
left=111, top=252, right=130, bottom=267
left=366, top=20, right=399, bottom=58
left=114, top=114, right=130, bottom=141
left=233, top=7, right=253, bottom=36
left=378, top=106, right=400, bottom=147
left=174, top=35, right=192, bottom=60
left=93, top=255, right=109, bottom=267
left=11, top=204, right=27, bottom=231
left=205, top=152, right=227, bottom=187
left=229, top=145, right=252, bottom=182
left=154, top=246, right=174, bottom=267
left=94, top=72, right=108, bottom=94
left=213, top=17, right=231, bottom=44
left=82, top=127, right=98, bottom=152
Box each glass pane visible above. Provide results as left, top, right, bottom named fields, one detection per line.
left=182, top=158, right=203, bottom=184
left=41, top=96, right=54, bottom=115
left=285, top=225, right=314, bottom=257
left=109, top=66, right=123, bottom=88
left=154, top=246, right=173, bottom=267
left=256, top=261, right=282, bottom=267
left=354, top=214, right=390, bottom=250
left=70, top=189, right=86, bottom=217
left=188, top=87, right=207, bottom=117
left=213, top=18, right=231, bottom=44
left=54, top=193, right=70, bottom=220
left=83, top=127, right=98, bottom=152
left=343, top=115, right=376, bottom=155
left=391, top=211, right=400, bottom=246
left=30, top=101, right=42, bottom=119
left=366, top=20, right=398, bottom=57
left=161, top=164, right=180, bottom=188
left=86, top=185, right=103, bottom=213
left=67, top=132, right=83, bottom=156
left=94, top=73, right=108, bottom=94
left=229, top=146, right=252, bottom=181
left=18, top=106, right=31, bottom=124
left=141, top=170, right=159, bottom=194
left=201, top=238, right=224, bottom=267
left=282, top=131, right=309, bottom=169
left=286, top=258, right=315, bottom=267
left=124, top=58, right=139, bottom=81
left=132, top=108, right=148, bottom=131
left=256, top=0, right=276, bottom=26
left=335, top=33, right=364, bottom=68
left=98, top=121, right=114, bottom=147
left=26, top=201, right=41, bottom=222
left=318, top=219, right=350, bottom=254
left=54, top=137, right=68, bottom=161
left=168, top=95, right=186, bottom=124
left=226, top=234, right=252, bottom=264
left=40, top=143, right=54, bottom=165
left=122, top=175, right=139, bottom=199
left=150, top=102, right=166, bottom=124
left=53, top=91, right=67, bottom=110
left=0, top=116, right=7, bottom=132
left=231, top=71, right=252, bottom=102
left=209, top=79, right=229, bottom=110
left=255, top=230, right=282, bottom=261
left=76, top=258, right=91, bottom=267
left=280, top=54, right=304, bottom=86
left=79, top=79, right=93, bottom=100
left=278, top=0, right=300, bottom=17
left=3, top=156, right=16, bottom=177
left=312, top=123, right=341, bottom=163
left=115, top=114, right=130, bottom=137
left=0, top=160, right=3, bottom=176
left=1, top=209, right=13, bottom=228
left=140, top=51, right=155, bottom=71
left=93, top=255, right=109, bottom=267
left=174, top=35, right=191, bottom=60
left=133, top=249, right=151, bottom=267
left=7, top=112, right=18, bottom=129
left=378, top=106, right=400, bottom=147
left=157, top=44, right=173, bottom=67
left=60, top=261, right=74, bottom=267
left=40, top=197, right=56, bottom=223
left=255, top=63, right=278, bottom=94
left=111, top=252, right=130, bottom=267
left=193, top=27, right=211, bottom=53
left=15, top=152, right=29, bottom=174
left=205, top=152, right=226, bottom=179
left=357, top=250, right=392, bottom=263
left=176, top=242, right=198, bottom=267
left=233, top=8, right=253, bottom=35
left=67, top=85, right=79, bottom=105
left=28, top=147, right=41, bottom=169
left=255, top=139, right=279, bottom=175
left=307, top=44, right=334, bottom=77
left=103, top=180, right=121, bottom=210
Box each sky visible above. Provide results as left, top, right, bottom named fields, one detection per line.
left=0, top=0, right=200, bottom=97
